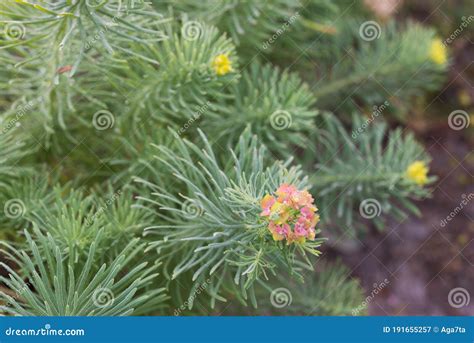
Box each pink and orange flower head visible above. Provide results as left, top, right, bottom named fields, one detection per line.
left=260, top=183, right=319, bottom=244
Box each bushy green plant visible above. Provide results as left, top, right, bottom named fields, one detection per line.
left=0, top=0, right=447, bottom=316
left=134, top=128, right=324, bottom=308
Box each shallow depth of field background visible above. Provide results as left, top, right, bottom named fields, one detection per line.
left=226, top=0, right=473, bottom=316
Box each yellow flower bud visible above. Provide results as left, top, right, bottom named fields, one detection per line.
left=212, top=54, right=232, bottom=76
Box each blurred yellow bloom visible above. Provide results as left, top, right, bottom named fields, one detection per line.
left=406, top=161, right=429, bottom=186
left=429, top=39, right=447, bottom=65
left=212, top=54, right=232, bottom=76
left=260, top=183, right=318, bottom=244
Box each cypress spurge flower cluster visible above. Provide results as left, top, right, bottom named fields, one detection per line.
left=0, top=0, right=446, bottom=316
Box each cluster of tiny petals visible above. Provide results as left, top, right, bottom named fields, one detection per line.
left=260, top=184, right=319, bottom=244
left=405, top=160, right=429, bottom=186
left=212, top=54, right=232, bottom=76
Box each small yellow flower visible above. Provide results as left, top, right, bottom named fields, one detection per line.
left=406, top=161, right=429, bottom=186
left=212, top=54, right=232, bottom=76
left=429, top=38, right=447, bottom=65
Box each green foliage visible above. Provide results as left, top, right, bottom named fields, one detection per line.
left=112, top=19, right=239, bottom=129
left=255, top=260, right=367, bottom=315
left=313, top=22, right=447, bottom=109
left=0, top=0, right=447, bottom=317
left=0, top=227, right=166, bottom=316
left=26, top=186, right=150, bottom=263
left=134, top=128, right=324, bottom=307
left=0, top=0, right=169, bottom=136
left=28, top=188, right=104, bottom=262
left=105, top=126, right=175, bottom=185
left=158, top=0, right=300, bottom=49
left=302, top=113, right=434, bottom=235
left=0, top=131, right=31, bottom=181
left=0, top=170, right=56, bottom=232
left=204, top=63, right=318, bottom=153
left=258, top=0, right=344, bottom=63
